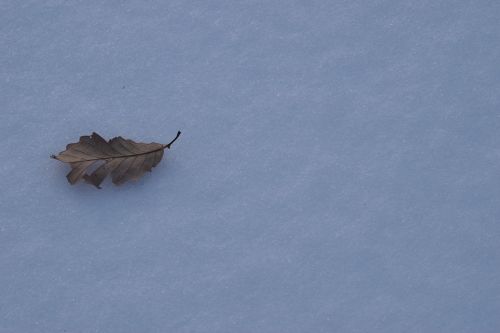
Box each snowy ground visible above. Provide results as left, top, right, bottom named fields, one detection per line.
left=1, top=1, right=500, bottom=332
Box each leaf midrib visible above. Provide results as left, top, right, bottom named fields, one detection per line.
left=61, top=145, right=167, bottom=162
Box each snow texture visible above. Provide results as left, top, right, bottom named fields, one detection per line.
left=1, top=1, right=500, bottom=332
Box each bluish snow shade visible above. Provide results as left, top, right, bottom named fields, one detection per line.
left=1, top=1, right=499, bottom=332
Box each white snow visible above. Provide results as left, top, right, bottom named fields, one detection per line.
left=1, top=1, right=499, bottom=332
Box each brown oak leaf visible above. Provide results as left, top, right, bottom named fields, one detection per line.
left=51, top=131, right=181, bottom=188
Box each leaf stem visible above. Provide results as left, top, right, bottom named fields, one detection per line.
left=164, top=131, right=181, bottom=149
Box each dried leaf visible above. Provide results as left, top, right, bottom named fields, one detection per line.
left=51, top=131, right=181, bottom=188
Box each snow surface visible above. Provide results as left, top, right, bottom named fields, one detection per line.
left=1, top=1, right=500, bottom=332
